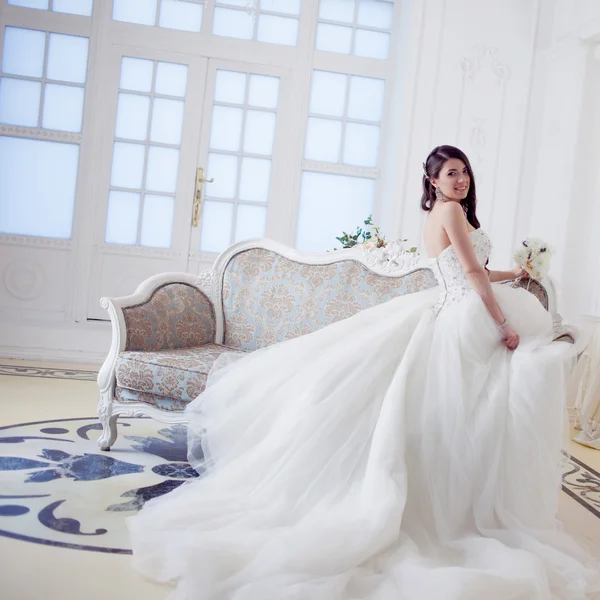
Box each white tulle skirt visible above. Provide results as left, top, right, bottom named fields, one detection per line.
left=128, top=284, right=600, bottom=600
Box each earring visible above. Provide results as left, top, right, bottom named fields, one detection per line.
left=435, top=188, right=443, bottom=202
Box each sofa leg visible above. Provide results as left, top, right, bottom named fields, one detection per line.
left=98, top=396, right=119, bottom=451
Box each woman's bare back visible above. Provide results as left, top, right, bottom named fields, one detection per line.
left=423, top=202, right=475, bottom=259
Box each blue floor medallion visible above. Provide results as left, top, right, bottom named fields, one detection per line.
left=0, top=417, right=599, bottom=554
left=0, top=417, right=197, bottom=554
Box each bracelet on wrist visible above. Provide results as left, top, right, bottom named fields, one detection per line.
left=497, top=318, right=508, bottom=330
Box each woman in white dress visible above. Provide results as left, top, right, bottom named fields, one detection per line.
left=129, top=145, right=600, bottom=599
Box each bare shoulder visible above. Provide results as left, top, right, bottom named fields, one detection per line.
left=438, top=201, right=464, bottom=216
left=437, top=201, right=465, bottom=226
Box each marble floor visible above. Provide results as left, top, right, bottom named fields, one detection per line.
left=0, top=358, right=599, bottom=600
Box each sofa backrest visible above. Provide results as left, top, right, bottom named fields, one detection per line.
left=122, top=283, right=215, bottom=352
left=221, top=248, right=437, bottom=352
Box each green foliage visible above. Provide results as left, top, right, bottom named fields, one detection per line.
left=333, top=215, right=383, bottom=250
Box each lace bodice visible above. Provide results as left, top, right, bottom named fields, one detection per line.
left=431, top=229, right=492, bottom=315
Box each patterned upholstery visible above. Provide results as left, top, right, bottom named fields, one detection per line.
left=122, top=283, right=215, bottom=352
left=221, top=248, right=437, bottom=352
left=505, top=277, right=549, bottom=310
left=114, top=250, right=556, bottom=414
left=114, top=386, right=188, bottom=412
left=116, top=344, right=243, bottom=403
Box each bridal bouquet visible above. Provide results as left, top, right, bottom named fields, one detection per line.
left=513, top=237, right=553, bottom=280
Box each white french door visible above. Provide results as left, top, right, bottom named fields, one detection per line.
left=187, top=59, right=291, bottom=275
left=84, top=48, right=291, bottom=319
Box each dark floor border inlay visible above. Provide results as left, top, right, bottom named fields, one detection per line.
left=0, top=364, right=98, bottom=381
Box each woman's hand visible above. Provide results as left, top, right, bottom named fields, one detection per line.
left=501, top=324, right=520, bottom=351
left=511, top=265, right=528, bottom=280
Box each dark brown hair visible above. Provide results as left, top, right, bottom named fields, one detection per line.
left=421, top=145, right=480, bottom=230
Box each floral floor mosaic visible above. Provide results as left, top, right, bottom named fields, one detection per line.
left=0, top=363, right=599, bottom=555
left=0, top=417, right=197, bottom=554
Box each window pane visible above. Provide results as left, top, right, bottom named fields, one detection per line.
left=0, top=78, right=41, bottom=127
left=42, top=83, right=85, bottom=132
left=305, top=117, right=342, bottom=162
left=53, top=0, right=94, bottom=16
left=200, top=201, right=233, bottom=252
left=8, top=0, right=48, bottom=8
left=0, top=136, right=79, bottom=238
left=244, top=110, right=276, bottom=155
left=354, top=29, right=390, bottom=59
left=150, top=98, right=184, bottom=145
left=111, top=142, right=145, bottom=189
left=257, top=15, right=298, bottom=46
left=146, top=146, right=179, bottom=193
left=120, top=57, right=153, bottom=93
left=235, top=204, right=266, bottom=242
left=210, top=105, right=243, bottom=151
left=140, top=194, right=174, bottom=247
left=2, top=27, right=46, bottom=78
left=343, top=122, right=380, bottom=167
left=315, top=23, right=352, bottom=54
left=215, top=70, right=246, bottom=105
left=105, top=191, right=140, bottom=244
left=47, top=34, right=89, bottom=84
left=213, top=7, right=254, bottom=40
left=319, top=0, right=355, bottom=23
left=357, top=0, right=393, bottom=28
left=115, top=93, right=150, bottom=140
left=309, top=71, right=346, bottom=117
left=248, top=75, right=279, bottom=109
left=155, top=62, right=188, bottom=97
left=159, top=0, right=203, bottom=32
left=260, top=0, right=301, bottom=14
left=113, top=0, right=157, bottom=25
left=296, top=172, right=374, bottom=252
left=347, top=76, right=385, bottom=122
left=206, top=153, right=238, bottom=199
left=239, top=157, right=271, bottom=202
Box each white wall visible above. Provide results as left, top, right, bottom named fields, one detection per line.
left=383, top=0, right=600, bottom=324
left=382, top=0, right=543, bottom=263
left=518, top=0, right=600, bottom=322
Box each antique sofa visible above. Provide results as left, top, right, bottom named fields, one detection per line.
left=96, top=238, right=571, bottom=450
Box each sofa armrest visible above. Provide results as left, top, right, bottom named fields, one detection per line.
left=117, top=273, right=217, bottom=353
left=97, top=272, right=217, bottom=393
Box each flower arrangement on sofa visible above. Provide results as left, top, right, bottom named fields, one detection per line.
left=332, top=216, right=421, bottom=273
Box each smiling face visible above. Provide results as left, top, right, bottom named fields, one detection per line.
left=431, top=158, right=470, bottom=201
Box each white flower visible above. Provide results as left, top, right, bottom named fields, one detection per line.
left=513, top=237, right=553, bottom=280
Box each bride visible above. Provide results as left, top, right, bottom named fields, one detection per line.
left=129, top=145, right=600, bottom=599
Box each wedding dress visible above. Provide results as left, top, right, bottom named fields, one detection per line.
left=129, top=229, right=600, bottom=600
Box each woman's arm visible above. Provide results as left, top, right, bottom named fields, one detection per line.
left=488, top=269, right=517, bottom=283
left=441, top=203, right=519, bottom=349
left=487, top=266, right=527, bottom=283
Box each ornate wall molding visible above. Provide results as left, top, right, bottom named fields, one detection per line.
left=0, top=125, right=82, bottom=143
left=0, top=234, right=71, bottom=249
left=94, top=244, right=181, bottom=259
left=460, top=45, right=510, bottom=88
left=302, top=160, right=380, bottom=179
left=3, top=260, right=47, bottom=301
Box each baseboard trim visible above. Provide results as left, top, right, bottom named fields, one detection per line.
left=0, top=347, right=106, bottom=365
left=0, top=318, right=110, bottom=366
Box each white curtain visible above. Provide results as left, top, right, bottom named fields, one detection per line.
left=570, top=321, right=600, bottom=450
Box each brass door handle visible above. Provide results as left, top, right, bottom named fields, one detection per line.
left=192, top=167, right=215, bottom=227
